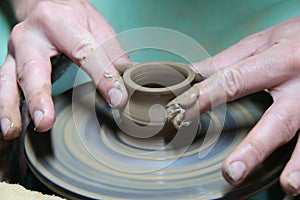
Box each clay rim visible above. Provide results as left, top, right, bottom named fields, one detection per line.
left=122, top=62, right=196, bottom=94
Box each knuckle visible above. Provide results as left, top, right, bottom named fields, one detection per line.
left=269, top=111, right=298, bottom=143
left=16, top=59, right=38, bottom=86
left=72, top=39, right=97, bottom=65
left=246, top=139, right=267, bottom=164
left=0, top=102, right=10, bottom=113
left=0, top=101, right=20, bottom=116
left=9, top=23, right=24, bottom=47
left=33, top=1, right=58, bottom=24
left=0, top=70, right=9, bottom=87
left=287, top=44, right=300, bottom=67
left=244, top=32, right=265, bottom=42
left=218, top=68, right=244, bottom=100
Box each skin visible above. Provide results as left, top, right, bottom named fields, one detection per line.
left=0, top=0, right=130, bottom=139
left=171, top=16, right=300, bottom=195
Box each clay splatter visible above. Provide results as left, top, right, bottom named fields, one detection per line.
left=166, top=85, right=199, bottom=129
left=104, top=71, right=114, bottom=79
left=166, top=102, right=191, bottom=129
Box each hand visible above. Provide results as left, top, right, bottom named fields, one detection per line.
left=0, top=0, right=130, bottom=139
left=169, top=16, right=300, bottom=195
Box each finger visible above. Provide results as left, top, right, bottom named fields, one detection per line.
left=169, top=44, right=292, bottom=120
left=190, top=31, right=269, bottom=77
left=16, top=56, right=55, bottom=132
left=81, top=46, right=128, bottom=107
left=33, top=2, right=128, bottom=107
left=221, top=97, right=300, bottom=185
left=83, top=13, right=131, bottom=107
left=0, top=55, right=22, bottom=139
left=11, top=29, right=55, bottom=132
left=280, top=133, right=300, bottom=195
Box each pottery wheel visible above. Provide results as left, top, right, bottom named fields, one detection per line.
left=25, top=82, right=294, bottom=199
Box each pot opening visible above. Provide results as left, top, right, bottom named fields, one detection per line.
left=142, top=83, right=166, bottom=88
left=130, top=63, right=188, bottom=88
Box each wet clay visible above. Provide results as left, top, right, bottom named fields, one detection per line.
left=166, top=85, right=200, bottom=129
left=166, top=103, right=190, bottom=129
left=119, top=62, right=204, bottom=136
left=104, top=71, right=114, bottom=79
left=115, top=63, right=136, bottom=74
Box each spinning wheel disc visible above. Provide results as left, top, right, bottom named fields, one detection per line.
left=25, top=82, right=293, bottom=199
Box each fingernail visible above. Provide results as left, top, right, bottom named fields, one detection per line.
left=1, top=118, right=12, bottom=137
left=108, top=88, right=123, bottom=107
left=288, top=171, right=300, bottom=194
left=33, top=110, right=44, bottom=130
left=224, top=161, right=247, bottom=182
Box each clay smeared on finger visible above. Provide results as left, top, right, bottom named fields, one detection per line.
left=166, top=85, right=199, bottom=129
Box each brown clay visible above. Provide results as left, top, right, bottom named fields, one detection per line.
left=119, top=62, right=203, bottom=137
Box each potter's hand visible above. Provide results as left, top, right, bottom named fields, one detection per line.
left=0, top=0, right=130, bottom=139
left=169, top=16, right=300, bottom=195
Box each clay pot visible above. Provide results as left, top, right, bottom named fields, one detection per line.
left=119, top=62, right=200, bottom=139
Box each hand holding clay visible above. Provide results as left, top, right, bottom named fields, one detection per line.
left=0, top=0, right=130, bottom=139
left=168, top=16, right=300, bottom=195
